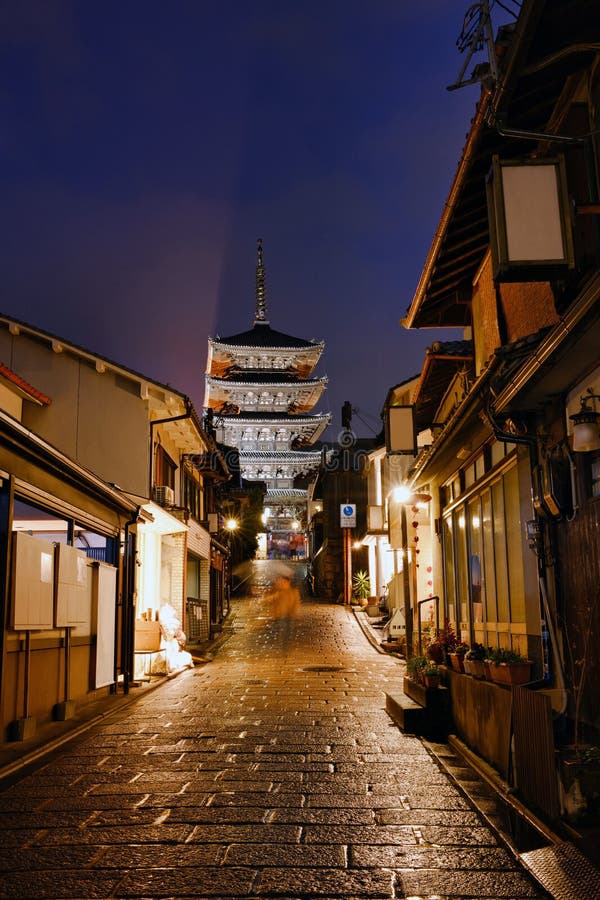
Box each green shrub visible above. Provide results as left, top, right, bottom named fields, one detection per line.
left=422, top=662, right=440, bottom=677
left=489, top=647, right=528, bottom=664
left=407, top=655, right=428, bottom=682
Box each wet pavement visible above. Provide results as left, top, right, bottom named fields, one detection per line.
left=0, top=560, right=551, bottom=899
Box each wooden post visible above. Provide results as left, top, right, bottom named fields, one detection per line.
left=343, top=528, right=352, bottom=604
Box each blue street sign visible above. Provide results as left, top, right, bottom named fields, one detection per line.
left=340, top=503, right=356, bottom=528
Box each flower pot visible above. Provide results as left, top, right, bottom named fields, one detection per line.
left=448, top=652, right=466, bottom=673
left=464, top=658, right=486, bottom=679
left=490, top=661, right=532, bottom=686
left=424, top=674, right=440, bottom=689
left=427, top=643, right=445, bottom=664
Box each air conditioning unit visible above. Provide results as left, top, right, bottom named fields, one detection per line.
left=154, top=485, right=175, bottom=507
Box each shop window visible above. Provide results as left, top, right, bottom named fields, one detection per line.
left=442, top=460, right=525, bottom=643
left=481, top=489, right=497, bottom=622
left=74, top=526, right=116, bottom=564
left=454, top=508, right=469, bottom=631
left=155, top=445, right=177, bottom=489
left=464, top=462, right=476, bottom=489
left=187, top=556, right=200, bottom=599
left=504, top=466, right=526, bottom=622
left=492, top=479, right=509, bottom=623
left=443, top=515, right=456, bottom=624
left=490, top=439, right=508, bottom=468
left=13, top=499, right=115, bottom=563
left=13, top=498, right=70, bottom=543
left=468, top=497, right=483, bottom=624
left=183, top=472, right=203, bottom=522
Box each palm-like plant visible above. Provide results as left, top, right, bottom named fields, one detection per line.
left=352, top=570, right=371, bottom=602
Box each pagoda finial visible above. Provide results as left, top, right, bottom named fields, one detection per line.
left=254, top=237, right=268, bottom=323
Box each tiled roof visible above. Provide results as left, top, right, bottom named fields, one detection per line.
left=412, top=340, right=474, bottom=432
left=215, top=322, right=319, bottom=349
left=405, top=1, right=599, bottom=328
left=0, top=363, right=51, bottom=406
left=212, top=372, right=327, bottom=385
left=220, top=411, right=330, bottom=422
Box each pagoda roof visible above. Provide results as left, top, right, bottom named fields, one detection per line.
left=265, top=488, right=308, bottom=500
left=220, top=411, right=331, bottom=423
left=239, top=449, right=322, bottom=462
left=213, top=322, right=321, bottom=350
left=208, top=372, right=327, bottom=386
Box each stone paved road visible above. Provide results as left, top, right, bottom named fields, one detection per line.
left=0, top=565, right=547, bottom=898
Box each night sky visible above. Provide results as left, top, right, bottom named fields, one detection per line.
left=0, top=1, right=504, bottom=439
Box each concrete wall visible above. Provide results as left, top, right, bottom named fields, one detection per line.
left=0, top=328, right=150, bottom=496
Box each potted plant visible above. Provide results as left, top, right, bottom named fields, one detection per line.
left=352, top=570, right=371, bottom=607
left=422, top=662, right=441, bottom=689
left=488, top=647, right=533, bottom=685
left=427, top=619, right=457, bottom=665
left=406, top=654, right=428, bottom=684
left=464, top=642, right=487, bottom=678
left=448, top=641, right=469, bottom=673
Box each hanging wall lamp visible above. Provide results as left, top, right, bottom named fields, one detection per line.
left=570, top=389, right=600, bottom=453
left=486, top=155, right=575, bottom=282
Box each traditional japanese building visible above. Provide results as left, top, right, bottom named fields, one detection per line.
left=204, top=241, right=330, bottom=554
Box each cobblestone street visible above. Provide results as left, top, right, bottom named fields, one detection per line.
left=0, top=564, right=547, bottom=899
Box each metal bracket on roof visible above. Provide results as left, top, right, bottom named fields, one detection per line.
left=447, top=0, right=521, bottom=92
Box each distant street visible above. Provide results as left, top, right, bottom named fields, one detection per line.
left=0, top=560, right=546, bottom=899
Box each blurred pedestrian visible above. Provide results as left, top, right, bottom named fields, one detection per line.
left=268, top=573, right=300, bottom=649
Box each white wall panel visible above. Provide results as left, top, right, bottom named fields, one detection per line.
left=11, top=532, right=54, bottom=630
left=92, top=562, right=117, bottom=688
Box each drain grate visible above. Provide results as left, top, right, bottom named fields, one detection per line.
left=520, top=841, right=600, bottom=900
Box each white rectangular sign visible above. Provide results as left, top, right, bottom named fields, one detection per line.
left=340, top=504, right=356, bottom=528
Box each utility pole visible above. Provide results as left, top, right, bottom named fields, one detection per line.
left=341, top=402, right=354, bottom=604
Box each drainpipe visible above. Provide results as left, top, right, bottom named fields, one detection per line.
left=121, top=506, right=142, bottom=695
left=484, top=394, right=568, bottom=696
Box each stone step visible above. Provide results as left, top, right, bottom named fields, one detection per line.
left=385, top=691, right=425, bottom=734
left=385, top=678, right=452, bottom=740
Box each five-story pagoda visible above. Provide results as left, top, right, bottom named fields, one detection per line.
left=204, top=240, right=330, bottom=556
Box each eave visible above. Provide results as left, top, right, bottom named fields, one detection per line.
left=0, top=364, right=51, bottom=406
left=403, top=0, right=600, bottom=330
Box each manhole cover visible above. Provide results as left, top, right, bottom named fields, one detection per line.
left=302, top=666, right=346, bottom=673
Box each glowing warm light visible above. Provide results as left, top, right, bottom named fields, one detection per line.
left=291, top=520, right=299, bottom=530
left=225, top=518, right=238, bottom=531
left=261, top=512, right=268, bottom=525
left=392, top=485, right=411, bottom=504
left=458, top=515, right=466, bottom=529
left=472, top=515, right=480, bottom=528
left=315, top=504, right=321, bottom=512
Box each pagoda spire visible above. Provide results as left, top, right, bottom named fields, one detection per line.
left=254, top=238, right=269, bottom=324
